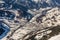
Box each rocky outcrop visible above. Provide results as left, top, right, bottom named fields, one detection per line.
left=2, top=7, right=60, bottom=40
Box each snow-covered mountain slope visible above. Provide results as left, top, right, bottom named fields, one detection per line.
left=0, top=0, right=60, bottom=40
left=0, top=0, right=60, bottom=10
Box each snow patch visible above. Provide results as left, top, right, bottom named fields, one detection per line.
left=49, top=34, right=60, bottom=40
